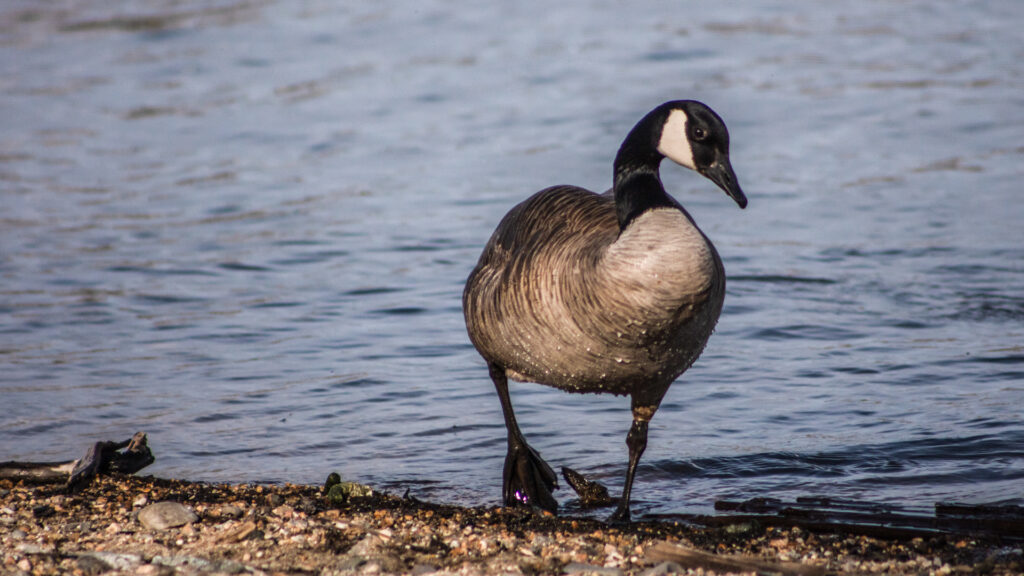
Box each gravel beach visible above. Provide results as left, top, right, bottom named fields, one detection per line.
left=1, top=475, right=1021, bottom=575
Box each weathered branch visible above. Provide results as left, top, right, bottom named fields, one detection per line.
left=706, top=496, right=1024, bottom=541
left=0, top=432, right=154, bottom=489
left=646, top=540, right=826, bottom=576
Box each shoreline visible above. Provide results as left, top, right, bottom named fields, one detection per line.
left=2, top=474, right=1022, bottom=575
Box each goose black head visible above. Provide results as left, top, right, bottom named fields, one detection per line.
left=655, top=100, right=747, bottom=209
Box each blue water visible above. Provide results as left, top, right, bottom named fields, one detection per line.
left=2, top=1, right=1023, bottom=518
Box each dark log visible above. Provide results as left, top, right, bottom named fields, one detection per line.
left=0, top=461, right=76, bottom=483
left=0, top=432, right=154, bottom=489
left=562, top=466, right=614, bottom=507
left=704, top=496, right=1024, bottom=541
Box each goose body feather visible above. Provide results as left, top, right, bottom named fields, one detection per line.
left=463, top=185, right=724, bottom=404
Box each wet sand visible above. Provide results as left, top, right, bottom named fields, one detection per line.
left=1, top=474, right=1022, bottom=575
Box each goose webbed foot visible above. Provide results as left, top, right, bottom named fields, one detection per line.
left=503, top=439, right=558, bottom=513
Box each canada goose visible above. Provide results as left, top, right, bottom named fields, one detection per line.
left=463, top=100, right=747, bottom=523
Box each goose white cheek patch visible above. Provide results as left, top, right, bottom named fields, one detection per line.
left=656, top=109, right=696, bottom=170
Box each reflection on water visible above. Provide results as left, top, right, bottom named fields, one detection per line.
left=2, top=0, right=1023, bottom=517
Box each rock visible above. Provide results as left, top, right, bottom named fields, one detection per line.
left=9, top=528, right=26, bottom=539
left=324, top=472, right=342, bottom=492
left=343, top=534, right=404, bottom=574
left=137, top=502, right=198, bottom=530
left=297, top=496, right=319, bottom=515
left=75, top=555, right=112, bottom=576
left=16, top=542, right=55, bottom=555
left=348, top=534, right=386, bottom=557
left=220, top=504, right=244, bottom=518
left=151, top=554, right=247, bottom=574
left=326, top=481, right=374, bottom=505
left=32, top=504, right=55, bottom=518
left=272, top=504, right=295, bottom=518
left=82, top=552, right=143, bottom=572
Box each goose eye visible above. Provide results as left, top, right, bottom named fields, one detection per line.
left=692, top=127, right=707, bottom=141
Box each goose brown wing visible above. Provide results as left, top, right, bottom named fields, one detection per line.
left=472, top=185, right=617, bottom=274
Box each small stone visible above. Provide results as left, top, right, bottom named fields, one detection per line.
left=348, top=534, right=385, bottom=557
left=31, top=504, right=55, bottom=518
left=133, top=495, right=149, bottom=508
left=138, top=502, right=198, bottom=530
left=16, top=543, right=53, bottom=555
left=326, top=481, right=373, bottom=505
left=220, top=504, right=243, bottom=519
left=9, top=528, right=26, bottom=540
left=83, top=552, right=143, bottom=571
left=297, top=497, right=319, bottom=515
left=272, top=504, right=294, bottom=518
left=17, top=558, right=31, bottom=571
left=76, top=555, right=112, bottom=576
left=324, top=472, right=342, bottom=493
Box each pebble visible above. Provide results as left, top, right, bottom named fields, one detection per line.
left=16, top=543, right=54, bottom=555
left=75, top=554, right=112, bottom=576
left=84, top=552, right=144, bottom=571
left=137, top=502, right=198, bottom=530
left=220, top=504, right=244, bottom=518
left=1, top=474, right=1019, bottom=575
left=348, top=534, right=386, bottom=557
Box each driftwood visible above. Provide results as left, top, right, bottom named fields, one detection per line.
left=562, top=466, right=614, bottom=507
left=646, top=540, right=826, bottom=576
left=703, top=497, right=1024, bottom=541
left=0, top=432, right=154, bottom=490
left=0, top=461, right=76, bottom=483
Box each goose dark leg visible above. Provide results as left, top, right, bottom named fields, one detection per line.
left=608, top=404, right=655, bottom=524
left=488, top=362, right=558, bottom=513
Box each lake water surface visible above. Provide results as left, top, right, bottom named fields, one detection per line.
left=2, top=0, right=1023, bottom=518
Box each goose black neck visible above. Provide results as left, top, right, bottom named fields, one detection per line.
left=613, top=110, right=673, bottom=230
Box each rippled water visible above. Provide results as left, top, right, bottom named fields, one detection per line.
left=2, top=1, right=1023, bottom=518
